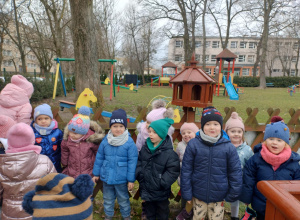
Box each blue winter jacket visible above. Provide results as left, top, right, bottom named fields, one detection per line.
left=93, top=133, right=138, bottom=185
left=240, top=146, right=300, bottom=217
left=31, top=121, right=63, bottom=172
left=181, top=134, right=242, bottom=203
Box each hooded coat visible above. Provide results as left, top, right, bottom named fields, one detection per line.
left=136, top=135, right=180, bottom=201
left=0, top=83, right=33, bottom=124
left=0, top=151, right=56, bottom=220
left=61, top=121, right=105, bottom=178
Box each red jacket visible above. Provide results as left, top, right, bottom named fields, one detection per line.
left=61, top=121, right=104, bottom=178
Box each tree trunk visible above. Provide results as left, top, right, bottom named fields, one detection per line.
left=296, top=39, right=300, bottom=76
left=69, top=0, right=102, bottom=104
left=253, top=37, right=262, bottom=77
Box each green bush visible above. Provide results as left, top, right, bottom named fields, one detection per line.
left=30, top=80, right=63, bottom=102
left=233, top=76, right=300, bottom=87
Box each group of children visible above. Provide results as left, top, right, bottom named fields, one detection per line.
left=0, top=75, right=300, bottom=220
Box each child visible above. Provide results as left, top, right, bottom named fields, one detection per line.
left=240, top=121, right=300, bottom=220
left=22, top=173, right=94, bottom=220
left=93, top=109, right=138, bottom=220
left=61, top=106, right=104, bottom=178
left=31, top=104, right=63, bottom=172
left=176, top=122, right=199, bottom=220
left=0, top=115, right=16, bottom=154
left=0, top=123, right=56, bottom=219
left=181, top=106, right=242, bottom=220
left=136, top=118, right=180, bottom=220
left=0, top=75, right=34, bottom=124
left=224, top=112, right=254, bottom=220
left=136, top=99, right=174, bottom=151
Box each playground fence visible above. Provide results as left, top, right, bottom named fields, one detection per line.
left=35, top=106, right=300, bottom=153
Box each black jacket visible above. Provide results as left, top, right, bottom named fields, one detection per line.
left=136, top=135, right=180, bottom=201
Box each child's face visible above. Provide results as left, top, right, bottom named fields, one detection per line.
left=148, top=127, right=162, bottom=146
left=265, top=137, right=286, bottom=155
left=227, top=128, right=243, bottom=146
left=69, top=131, right=84, bottom=140
left=181, top=129, right=196, bottom=143
left=111, top=123, right=125, bottom=137
left=203, top=121, right=221, bottom=137
left=35, top=115, right=51, bottom=127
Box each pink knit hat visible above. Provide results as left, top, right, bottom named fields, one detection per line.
left=180, top=122, right=199, bottom=134
left=0, top=115, right=16, bottom=138
left=11, top=75, right=34, bottom=98
left=225, top=112, right=245, bottom=132
left=6, top=123, right=41, bottom=154
left=146, top=99, right=173, bottom=123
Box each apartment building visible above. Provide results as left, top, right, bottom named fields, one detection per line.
left=168, top=36, right=300, bottom=77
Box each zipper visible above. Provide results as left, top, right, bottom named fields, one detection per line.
left=207, top=146, right=212, bottom=202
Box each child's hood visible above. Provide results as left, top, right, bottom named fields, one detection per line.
left=63, top=120, right=105, bottom=144
left=0, top=83, right=30, bottom=107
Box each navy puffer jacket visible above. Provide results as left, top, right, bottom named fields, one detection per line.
left=181, top=135, right=242, bottom=203
left=240, top=146, right=300, bottom=216
left=136, top=135, right=180, bottom=201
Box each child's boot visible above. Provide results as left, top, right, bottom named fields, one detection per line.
left=241, top=207, right=257, bottom=220
left=176, top=208, right=193, bottom=220
left=231, top=217, right=239, bottom=220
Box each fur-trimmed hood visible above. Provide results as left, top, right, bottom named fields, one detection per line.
left=63, top=120, right=105, bottom=145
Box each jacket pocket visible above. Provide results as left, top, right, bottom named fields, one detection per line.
left=100, top=161, right=108, bottom=180
left=116, top=161, right=128, bottom=181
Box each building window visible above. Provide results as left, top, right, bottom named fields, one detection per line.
left=273, top=69, right=280, bottom=73
left=212, top=41, right=219, bottom=48
left=240, top=41, right=247, bottom=48
left=175, top=54, right=182, bottom=61
left=195, top=41, right=201, bottom=48
left=211, top=55, right=217, bottom=62
left=285, top=42, right=291, bottom=47
left=238, top=55, right=246, bottom=62
left=292, top=56, right=297, bottom=62
left=4, top=39, right=10, bottom=45
left=293, top=42, right=299, bottom=49
left=275, top=42, right=282, bottom=47
left=230, top=41, right=237, bottom=48
left=175, top=41, right=183, bottom=48
left=248, top=55, right=255, bottom=63
left=242, top=68, right=250, bottom=76
left=3, top=50, right=12, bottom=56
left=283, top=56, right=290, bottom=61
left=249, top=42, right=256, bottom=49
left=3, top=60, right=13, bottom=66
left=195, top=54, right=200, bottom=61
left=206, top=68, right=211, bottom=75
left=290, top=69, right=296, bottom=76
left=205, top=41, right=211, bottom=48
left=205, top=55, right=209, bottom=61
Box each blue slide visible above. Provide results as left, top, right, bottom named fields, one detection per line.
left=223, top=76, right=239, bottom=100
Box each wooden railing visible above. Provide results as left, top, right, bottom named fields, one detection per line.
left=40, top=106, right=300, bottom=152
left=257, top=180, right=300, bottom=220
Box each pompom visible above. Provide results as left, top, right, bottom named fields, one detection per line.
left=231, top=112, right=238, bottom=119
left=71, top=174, right=94, bottom=200
left=271, top=116, right=284, bottom=123
left=78, top=106, right=91, bottom=116
left=163, top=107, right=174, bottom=119
left=22, top=190, right=35, bottom=215
left=152, top=99, right=166, bottom=109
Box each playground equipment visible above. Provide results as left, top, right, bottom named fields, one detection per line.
left=59, top=88, right=97, bottom=112
left=223, top=76, right=239, bottom=100
left=53, top=58, right=117, bottom=101
left=103, top=77, right=138, bottom=92
left=104, top=77, right=110, bottom=84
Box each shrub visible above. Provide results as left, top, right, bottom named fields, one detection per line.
left=233, top=76, right=300, bottom=87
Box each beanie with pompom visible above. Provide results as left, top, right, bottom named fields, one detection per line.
left=68, top=106, right=91, bottom=135
left=22, top=173, right=94, bottom=219
left=146, top=99, right=174, bottom=122
left=225, top=112, right=245, bottom=132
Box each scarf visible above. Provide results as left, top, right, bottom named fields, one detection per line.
left=34, top=120, right=55, bottom=135
left=261, top=143, right=291, bottom=171
left=70, top=134, right=86, bottom=143
left=146, top=137, right=164, bottom=154
left=107, top=129, right=129, bottom=146
left=199, top=129, right=221, bottom=145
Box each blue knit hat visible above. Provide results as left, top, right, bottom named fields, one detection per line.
left=34, top=104, right=53, bottom=121
left=264, top=121, right=290, bottom=144
left=22, top=173, right=94, bottom=220
left=201, top=106, right=223, bottom=129
left=68, top=106, right=91, bottom=135
left=110, top=109, right=127, bottom=128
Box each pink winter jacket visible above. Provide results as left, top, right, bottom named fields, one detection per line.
left=0, top=151, right=56, bottom=220
left=61, top=121, right=105, bottom=178
left=0, top=83, right=33, bottom=124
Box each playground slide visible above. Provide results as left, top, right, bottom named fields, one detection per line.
left=223, top=76, right=239, bottom=100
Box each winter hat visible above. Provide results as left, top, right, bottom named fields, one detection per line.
left=146, top=99, right=174, bottom=123
left=34, top=104, right=53, bottom=121
left=109, top=109, right=127, bottom=128
left=11, top=75, right=34, bottom=98
left=180, top=122, right=199, bottom=134
left=6, top=123, right=41, bottom=154
left=271, top=116, right=284, bottom=123
left=264, top=121, right=290, bottom=144
left=68, top=106, right=91, bottom=135
left=201, top=106, right=223, bottom=129
left=149, top=118, right=174, bottom=139
left=0, top=115, right=16, bottom=138
left=22, top=173, right=94, bottom=220
left=224, top=112, right=245, bottom=132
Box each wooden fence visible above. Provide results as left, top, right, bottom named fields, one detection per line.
left=46, top=106, right=300, bottom=152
